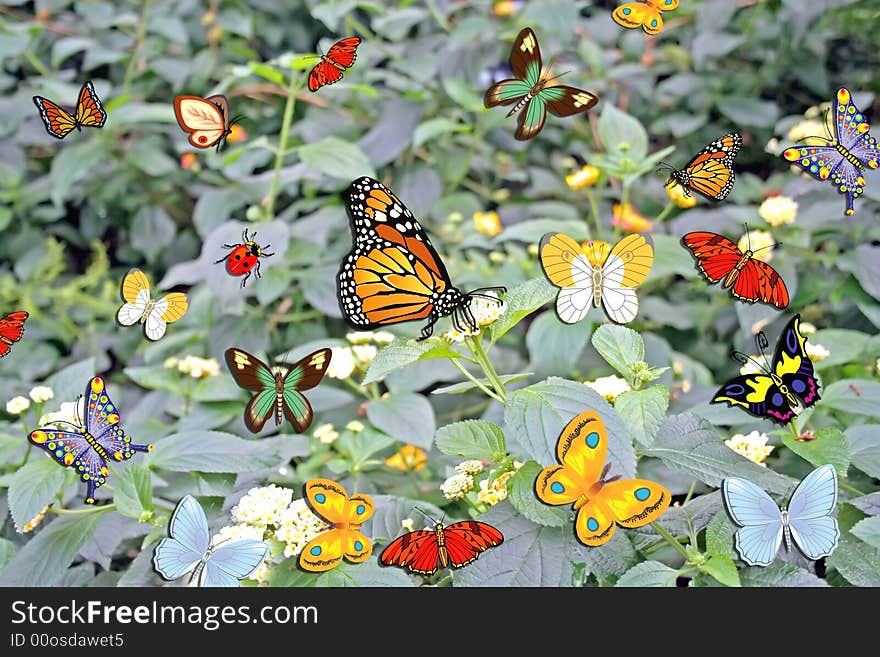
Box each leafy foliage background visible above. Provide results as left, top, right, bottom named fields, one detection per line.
left=0, top=0, right=879, bottom=587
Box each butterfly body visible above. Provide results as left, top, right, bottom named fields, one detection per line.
left=665, top=133, right=742, bottom=201
left=117, top=269, right=189, bottom=341
left=29, top=376, right=152, bottom=504
left=722, top=465, right=839, bottom=566
left=215, top=229, right=274, bottom=287
left=32, top=81, right=106, bottom=139
left=0, top=311, right=28, bottom=358
left=612, top=0, right=679, bottom=35
left=485, top=27, right=598, bottom=141
left=299, top=479, right=374, bottom=572
left=681, top=231, right=789, bottom=309
left=308, top=37, right=361, bottom=92
left=783, top=88, right=880, bottom=215
left=153, top=495, right=269, bottom=587
left=712, top=315, right=820, bottom=424
left=173, top=94, right=236, bottom=150
left=540, top=233, right=653, bottom=324
left=380, top=518, right=503, bottom=575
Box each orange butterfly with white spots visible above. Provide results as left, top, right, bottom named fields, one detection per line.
left=32, top=81, right=106, bottom=139
left=337, top=177, right=505, bottom=339
left=661, top=133, right=742, bottom=202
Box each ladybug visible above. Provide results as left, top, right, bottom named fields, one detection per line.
left=215, top=229, right=274, bottom=287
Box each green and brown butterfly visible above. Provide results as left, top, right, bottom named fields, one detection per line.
left=484, top=27, right=599, bottom=141
left=224, top=347, right=332, bottom=434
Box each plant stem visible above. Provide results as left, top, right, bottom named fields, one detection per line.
left=683, top=480, right=697, bottom=506
left=265, top=71, right=301, bottom=221
left=122, top=0, right=153, bottom=93
left=586, top=189, right=602, bottom=240
left=651, top=521, right=690, bottom=561
left=49, top=503, right=115, bottom=516
left=450, top=358, right=504, bottom=403
left=840, top=481, right=865, bottom=496
left=654, top=200, right=676, bottom=223
left=467, top=336, right=506, bottom=403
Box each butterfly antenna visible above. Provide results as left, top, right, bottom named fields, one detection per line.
left=412, top=506, right=439, bottom=525
left=730, top=350, right=770, bottom=375
left=754, top=330, right=771, bottom=364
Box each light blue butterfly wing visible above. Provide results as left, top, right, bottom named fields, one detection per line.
left=201, top=540, right=269, bottom=587
left=153, top=495, right=210, bottom=581
left=722, top=477, right=784, bottom=567
left=787, top=464, right=840, bottom=560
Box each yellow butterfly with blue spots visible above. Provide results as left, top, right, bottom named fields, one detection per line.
left=299, top=478, right=374, bottom=572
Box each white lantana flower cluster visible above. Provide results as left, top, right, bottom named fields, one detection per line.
left=38, top=398, right=86, bottom=429
left=584, top=375, right=631, bottom=403
left=327, top=331, right=395, bottom=380
left=231, top=484, right=293, bottom=527
left=164, top=355, right=221, bottom=379
left=725, top=431, right=774, bottom=466
left=444, top=292, right=507, bottom=342
left=440, top=473, right=475, bottom=500
left=274, top=499, right=328, bottom=558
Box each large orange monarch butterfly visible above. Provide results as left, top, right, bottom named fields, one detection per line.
left=535, top=410, right=671, bottom=547
left=337, top=177, right=505, bottom=339
left=660, top=133, right=742, bottom=201
left=308, top=37, right=361, bottom=92
left=173, top=94, right=239, bottom=150
left=299, top=479, right=374, bottom=572
left=380, top=508, right=503, bottom=576
left=32, top=80, right=106, bottom=139
left=681, top=230, right=789, bottom=309
left=0, top=311, right=28, bottom=358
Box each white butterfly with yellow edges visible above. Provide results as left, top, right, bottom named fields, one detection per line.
left=540, top=233, right=654, bottom=324
left=116, top=269, right=189, bottom=341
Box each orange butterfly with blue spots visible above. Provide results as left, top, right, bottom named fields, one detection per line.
left=32, top=81, right=106, bottom=139
left=299, top=479, right=374, bottom=572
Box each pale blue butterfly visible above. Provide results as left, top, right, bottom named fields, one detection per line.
left=722, top=464, right=839, bottom=567
left=153, top=495, right=269, bottom=587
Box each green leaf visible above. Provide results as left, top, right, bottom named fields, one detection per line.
left=525, top=312, right=593, bottom=378
left=717, top=95, right=779, bottom=127
left=614, top=385, right=668, bottom=449
left=49, top=140, right=106, bottom=207
left=615, top=560, right=678, bottom=587
left=827, top=506, right=880, bottom=586
left=651, top=234, right=701, bottom=278
left=123, top=365, right=179, bottom=393
left=578, top=531, right=640, bottom=583
left=443, top=77, right=483, bottom=112
left=506, top=461, right=567, bottom=527
left=113, top=465, right=154, bottom=521
left=146, top=431, right=298, bottom=472
left=366, top=393, right=435, bottom=450
left=809, top=329, right=869, bottom=368
left=597, top=103, right=648, bottom=161
left=739, top=563, right=828, bottom=587
left=704, top=511, right=738, bottom=560
left=838, top=244, right=880, bottom=300
left=332, top=428, right=395, bottom=468
left=44, top=357, right=97, bottom=406
left=432, top=372, right=532, bottom=395
left=413, top=117, right=469, bottom=147
left=0, top=513, right=105, bottom=586
left=822, top=379, right=880, bottom=415
left=366, top=495, right=443, bottom=542
left=8, top=458, right=69, bottom=533
left=644, top=413, right=795, bottom=495
left=591, top=324, right=645, bottom=383
left=504, top=377, right=637, bottom=478
left=847, top=424, right=880, bottom=478
left=268, top=558, right=413, bottom=587
left=851, top=516, right=880, bottom=549
left=489, top=277, right=556, bottom=344
left=700, top=555, right=741, bottom=587
left=781, top=427, right=850, bottom=476
left=0, top=538, right=14, bottom=571
left=434, top=420, right=506, bottom=461
left=363, top=338, right=464, bottom=384
left=248, top=61, right=286, bottom=85
left=298, top=136, right=376, bottom=180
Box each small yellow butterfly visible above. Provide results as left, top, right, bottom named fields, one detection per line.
left=299, top=478, right=374, bottom=572
left=116, top=269, right=188, bottom=341
left=540, top=233, right=654, bottom=324
left=612, top=0, right=679, bottom=35
left=535, top=411, right=671, bottom=546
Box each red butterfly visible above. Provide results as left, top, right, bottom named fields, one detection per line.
left=681, top=231, right=789, bottom=309
left=308, top=37, right=361, bottom=92
left=0, top=311, right=28, bottom=358
left=380, top=511, right=503, bottom=576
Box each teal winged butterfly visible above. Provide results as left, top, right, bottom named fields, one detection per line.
left=484, top=27, right=599, bottom=141
left=224, top=347, right=331, bottom=434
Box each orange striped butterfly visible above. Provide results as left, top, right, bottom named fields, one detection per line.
left=337, top=177, right=505, bottom=339
left=535, top=410, right=671, bottom=546
left=612, top=0, right=679, bottom=35
left=32, top=81, right=106, bottom=139
left=173, top=94, right=239, bottom=150
left=299, top=478, right=374, bottom=572
left=660, top=133, right=742, bottom=201
left=308, top=37, right=361, bottom=92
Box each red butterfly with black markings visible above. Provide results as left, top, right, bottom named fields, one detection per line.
left=308, top=37, right=361, bottom=92
left=0, top=311, right=28, bottom=358
left=380, top=511, right=504, bottom=576
left=681, top=231, right=789, bottom=309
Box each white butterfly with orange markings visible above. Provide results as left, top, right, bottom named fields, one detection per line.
left=173, top=95, right=235, bottom=150
left=540, top=232, right=654, bottom=324
left=116, top=269, right=189, bottom=341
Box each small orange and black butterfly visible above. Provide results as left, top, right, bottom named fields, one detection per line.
left=32, top=81, right=107, bottom=139
left=337, top=177, right=504, bottom=339
left=660, top=133, right=742, bottom=201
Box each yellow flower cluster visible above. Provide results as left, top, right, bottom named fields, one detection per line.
left=759, top=195, right=798, bottom=227
left=473, top=211, right=503, bottom=237
left=725, top=431, right=774, bottom=467
left=566, top=164, right=600, bottom=189
left=787, top=119, right=828, bottom=146
left=612, top=203, right=653, bottom=233
left=444, top=291, right=507, bottom=342
left=737, top=229, right=776, bottom=263
left=385, top=444, right=428, bottom=472
left=477, top=469, right=518, bottom=506
left=584, top=375, right=631, bottom=403
left=313, top=423, right=339, bottom=444
left=164, top=355, right=221, bottom=379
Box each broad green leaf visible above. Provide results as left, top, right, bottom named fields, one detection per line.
left=0, top=538, right=14, bottom=571
left=578, top=531, right=640, bottom=583
left=0, top=513, right=105, bottom=586
left=781, top=427, right=850, bottom=476
left=123, top=365, right=179, bottom=393
left=614, top=385, right=668, bottom=449
left=298, top=137, right=376, bottom=180
left=739, top=563, right=828, bottom=587
left=827, top=506, right=880, bottom=586
left=434, top=420, right=506, bottom=461
left=366, top=393, right=435, bottom=449
left=506, top=461, right=567, bottom=527
left=851, top=516, right=880, bottom=549
left=8, top=458, right=69, bottom=533
left=704, top=511, right=738, bottom=560
left=525, top=312, right=593, bottom=378
left=432, top=372, right=532, bottom=395
left=146, top=431, right=298, bottom=472
left=44, top=357, right=97, bottom=406
left=413, top=117, right=469, bottom=147
left=366, top=495, right=443, bottom=542
left=489, top=277, right=556, bottom=344
left=504, top=377, right=637, bottom=478
left=113, top=465, right=154, bottom=520
left=248, top=61, right=286, bottom=85
left=363, top=338, right=464, bottom=384
left=615, top=560, right=678, bottom=587
left=630, top=491, right=724, bottom=551
left=331, top=428, right=395, bottom=468
left=598, top=103, right=648, bottom=160
left=809, top=329, right=869, bottom=368
left=847, top=424, right=880, bottom=478
left=443, top=77, right=483, bottom=112
left=822, top=379, right=880, bottom=415
left=591, top=324, right=645, bottom=383
left=851, top=492, right=880, bottom=516
left=839, top=244, right=880, bottom=300
left=268, top=558, right=413, bottom=587
left=700, top=555, right=741, bottom=587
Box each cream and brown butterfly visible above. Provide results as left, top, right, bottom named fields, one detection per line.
left=299, top=478, right=374, bottom=573
left=173, top=94, right=237, bottom=150
left=116, top=269, right=189, bottom=341
left=540, top=232, right=654, bottom=324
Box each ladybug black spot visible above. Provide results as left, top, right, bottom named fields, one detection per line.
left=243, top=262, right=250, bottom=269
left=234, top=254, right=242, bottom=260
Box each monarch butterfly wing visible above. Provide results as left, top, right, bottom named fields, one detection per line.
left=599, top=234, right=653, bottom=324
left=540, top=233, right=594, bottom=324
left=679, top=133, right=742, bottom=201
left=153, top=495, right=210, bottom=581
left=338, top=177, right=452, bottom=330
left=202, top=540, right=269, bottom=587
left=32, top=96, right=77, bottom=138
left=722, top=477, right=783, bottom=567
left=117, top=269, right=151, bottom=326
left=173, top=95, right=228, bottom=148
left=612, top=2, right=664, bottom=34
left=680, top=231, right=742, bottom=284
left=712, top=373, right=796, bottom=425
left=596, top=479, right=672, bottom=529
left=508, top=27, right=542, bottom=83
left=731, top=258, right=789, bottom=309
left=787, top=465, right=839, bottom=561
left=443, top=521, right=504, bottom=568
left=535, top=411, right=607, bottom=507
left=308, top=60, right=345, bottom=92
left=74, top=80, right=107, bottom=128
left=379, top=530, right=440, bottom=574
left=771, top=315, right=820, bottom=408
left=484, top=79, right=531, bottom=108
left=540, top=85, right=599, bottom=118
left=514, top=95, right=547, bottom=141
left=0, top=311, right=28, bottom=357
left=326, top=37, right=361, bottom=68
